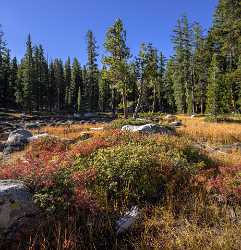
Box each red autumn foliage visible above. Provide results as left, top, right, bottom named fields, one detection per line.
left=70, top=138, right=112, bottom=157
left=207, top=165, right=241, bottom=202
left=0, top=137, right=98, bottom=212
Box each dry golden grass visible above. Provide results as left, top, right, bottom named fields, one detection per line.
left=32, top=123, right=107, bottom=140
left=177, top=115, right=241, bottom=145
left=208, top=150, right=241, bottom=166
left=1, top=123, right=107, bottom=166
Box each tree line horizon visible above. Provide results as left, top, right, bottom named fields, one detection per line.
left=0, top=0, right=240, bottom=118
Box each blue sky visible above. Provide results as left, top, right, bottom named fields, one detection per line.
left=1, top=0, right=218, bottom=64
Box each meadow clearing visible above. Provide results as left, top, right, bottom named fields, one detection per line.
left=0, top=114, right=241, bottom=250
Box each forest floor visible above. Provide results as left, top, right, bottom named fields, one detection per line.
left=0, top=113, right=241, bottom=249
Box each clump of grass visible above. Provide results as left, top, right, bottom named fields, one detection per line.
left=204, top=114, right=241, bottom=124
left=33, top=123, right=106, bottom=140
left=178, top=116, right=241, bottom=145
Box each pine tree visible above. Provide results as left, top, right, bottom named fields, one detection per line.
left=53, top=59, right=65, bottom=111
left=33, top=45, right=48, bottom=110
left=206, top=54, right=220, bottom=115
left=39, top=45, right=49, bottom=111
left=147, top=44, right=159, bottom=112
left=16, top=59, right=24, bottom=108
left=64, top=57, right=72, bottom=110
left=192, top=23, right=209, bottom=114
left=206, top=53, right=231, bottom=115
left=128, top=62, right=138, bottom=113
left=103, top=18, right=130, bottom=118
left=0, top=25, right=12, bottom=108
left=22, top=34, right=35, bottom=112
left=172, top=15, right=193, bottom=113
left=2, top=49, right=11, bottom=107
left=86, top=30, right=99, bottom=111
left=209, top=0, right=241, bottom=112
left=70, top=58, right=82, bottom=112
left=99, top=66, right=111, bottom=112
left=9, top=57, right=18, bottom=106
left=164, top=58, right=176, bottom=113
left=48, top=61, right=57, bottom=112
left=157, top=52, right=166, bottom=112
left=133, top=43, right=152, bottom=117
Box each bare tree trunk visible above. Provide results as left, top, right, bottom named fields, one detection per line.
left=152, top=85, right=156, bottom=113
left=123, top=85, right=128, bottom=119
left=133, top=95, right=141, bottom=119
left=111, top=88, right=116, bottom=117
left=133, top=80, right=143, bottom=119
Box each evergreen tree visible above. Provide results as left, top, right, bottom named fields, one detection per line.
left=2, top=50, right=11, bottom=107
left=16, top=59, right=25, bottom=108
left=192, top=23, right=209, bottom=114
left=103, top=18, right=130, bottom=118
left=70, top=58, right=82, bottom=111
left=22, top=34, right=35, bottom=112
left=48, top=61, right=57, bottom=112
left=53, top=59, right=65, bottom=111
left=99, top=66, right=111, bottom=112
left=0, top=25, right=12, bottom=108
left=209, top=0, right=241, bottom=112
left=9, top=57, right=18, bottom=106
left=172, top=15, right=193, bottom=113
left=33, top=45, right=48, bottom=111
left=64, top=57, right=72, bottom=110
left=128, top=62, right=138, bottom=113
left=164, top=58, right=176, bottom=112
left=157, top=52, right=166, bottom=112
left=133, top=43, right=151, bottom=117
left=86, top=30, right=99, bottom=111
left=206, top=54, right=231, bottom=115
left=147, top=44, right=159, bottom=112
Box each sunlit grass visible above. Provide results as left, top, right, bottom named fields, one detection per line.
left=32, top=123, right=106, bottom=140
left=177, top=115, right=241, bottom=145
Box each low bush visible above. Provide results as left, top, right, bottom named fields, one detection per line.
left=91, top=143, right=164, bottom=206
left=204, top=114, right=241, bottom=124
left=207, top=165, right=241, bottom=203
left=0, top=137, right=97, bottom=214
left=74, top=136, right=210, bottom=209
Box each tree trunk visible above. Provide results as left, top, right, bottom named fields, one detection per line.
left=123, top=86, right=128, bottom=119
left=133, top=80, right=144, bottom=119
left=111, top=88, right=116, bottom=117
left=152, top=85, right=156, bottom=113
left=133, top=95, right=141, bottom=119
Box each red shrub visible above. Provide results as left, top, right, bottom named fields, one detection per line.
left=0, top=137, right=97, bottom=213
left=207, top=165, right=241, bottom=202
left=69, top=137, right=116, bottom=157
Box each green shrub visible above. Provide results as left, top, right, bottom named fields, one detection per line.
left=75, top=137, right=210, bottom=208
left=91, top=143, right=163, bottom=205
left=204, top=114, right=241, bottom=123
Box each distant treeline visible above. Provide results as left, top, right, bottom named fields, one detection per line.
left=0, top=0, right=240, bottom=117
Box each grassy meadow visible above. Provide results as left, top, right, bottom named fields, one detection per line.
left=1, top=114, right=241, bottom=249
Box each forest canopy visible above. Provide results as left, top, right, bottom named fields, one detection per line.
left=0, top=0, right=240, bottom=116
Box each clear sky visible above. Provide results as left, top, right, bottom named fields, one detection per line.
left=1, top=0, right=218, bottom=64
